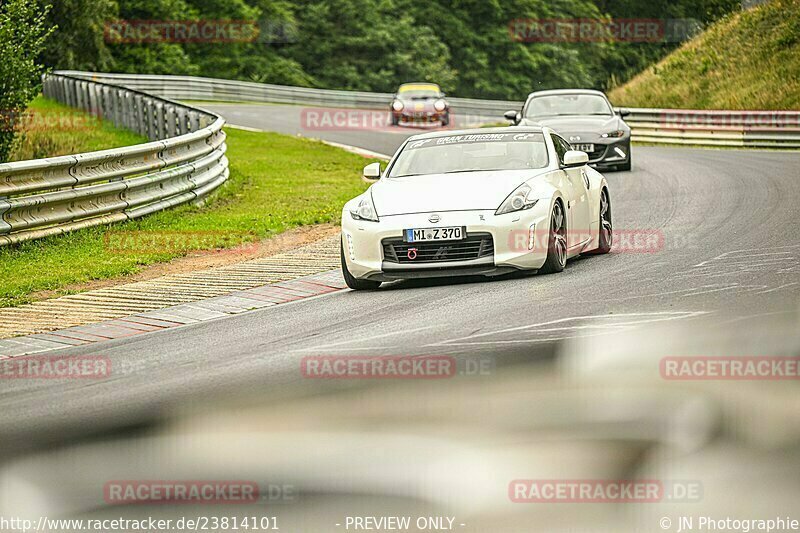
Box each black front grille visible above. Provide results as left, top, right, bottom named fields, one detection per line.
left=383, top=233, right=494, bottom=264
left=587, top=145, right=607, bottom=161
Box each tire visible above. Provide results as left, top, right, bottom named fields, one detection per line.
left=391, top=114, right=400, bottom=126
left=341, top=242, right=381, bottom=290
left=616, top=160, right=631, bottom=171
left=594, top=188, right=613, bottom=254
left=538, top=200, right=568, bottom=274
left=441, top=113, right=450, bottom=127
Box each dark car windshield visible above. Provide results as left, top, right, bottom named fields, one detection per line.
left=388, top=132, right=548, bottom=177
left=525, top=94, right=614, bottom=118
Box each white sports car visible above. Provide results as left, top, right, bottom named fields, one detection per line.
left=340, top=126, right=613, bottom=290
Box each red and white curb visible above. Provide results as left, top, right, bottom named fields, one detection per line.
left=0, top=270, right=346, bottom=359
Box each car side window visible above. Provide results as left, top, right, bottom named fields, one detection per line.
left=551, top=134, right=567, bottom=166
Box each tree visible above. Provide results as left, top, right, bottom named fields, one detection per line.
left=0, top=0, right=53, bottom=162
left=38, top=0, right=116, bottom=71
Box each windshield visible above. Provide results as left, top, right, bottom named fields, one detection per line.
left=389, top=133, right=548, bottom=177
left=398, top=85, right=441, bottom=99
left=525, top=94, right=614, bottom=117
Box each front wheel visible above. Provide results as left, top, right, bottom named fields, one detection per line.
left=341, top=242, right=381, bottom=290
left=538, top=201, right=567, bottom=274
left=595, top=188, right=613, bottom=254
left=441, top=113, right=450, bottom=127
left=616, top=160, right=631, bottom=171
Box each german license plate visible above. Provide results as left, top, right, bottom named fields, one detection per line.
left=404, top=226, right=465, bottom=242
left=572, top=143, right=594, bottom=152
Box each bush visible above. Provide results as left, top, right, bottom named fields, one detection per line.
left=0, top=0, right=53, bottom=162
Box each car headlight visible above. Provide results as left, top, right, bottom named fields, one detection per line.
left=601, top=129, right=626, bottom=138
left=392, top=100, right=404, bottom=112
left=350, top=194, right=379, bottom=222
left=495, top=183, right=539, bottom=215
left=434, top=99, right=447, bottom=112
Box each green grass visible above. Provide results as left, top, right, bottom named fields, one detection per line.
left=9, top=96, right=148, bottom=161
left=608, top=0, right=800, bottom=110
left=0, top=112, right=369, bottom=307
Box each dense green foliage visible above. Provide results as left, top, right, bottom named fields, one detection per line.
left=0, top=0, right=52, bottom=161
left=39, top=0, right=742, bottom=100
left=609, top=0, right=800, bottom=109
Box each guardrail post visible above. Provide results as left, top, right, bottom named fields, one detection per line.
left=155, top=102, right=165, bottom=140
left=88, top=83, right=98, bottom=117
left=133, top=94, right=145, bottom=137
left=108, top=88, right=118, bottom=127
left=144, top=97, right=156, bottom=140
left=77, top=81, right=86, bottom=111
left=122, top=91, right=134, bottom=131
left=176, top=106, right=188, bottom=135
left=188, top=110, right=200, bottom=132
left=165, top=105, right=177, bottom=138
left=98, top=86, right=108, bottom=121
left=65, top=78, right=75, bottom=108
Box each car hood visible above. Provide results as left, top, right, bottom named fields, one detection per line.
left=520, top=115, right=622, bottom=139
left=371, top=170, right=542, bottom=216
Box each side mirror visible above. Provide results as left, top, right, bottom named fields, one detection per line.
left=563, top=150, right=589, bottom=168
left=362, top=162, right=382, bottom=182
left=617, top=108, right=630, bottom=117
left=504, top=110, right=521, bottom=124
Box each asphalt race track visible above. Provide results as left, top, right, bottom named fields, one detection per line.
left=1, top=103, right=799, bottom=450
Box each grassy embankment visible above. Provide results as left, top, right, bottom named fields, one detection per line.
left=609, top=0, right=800, bottom=110
left=1, top=97, right=368, bottom=307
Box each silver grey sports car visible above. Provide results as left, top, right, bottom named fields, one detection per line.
left=505, top=89, right=632, bottom=171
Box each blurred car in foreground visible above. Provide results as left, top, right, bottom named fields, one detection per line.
left=506, top=89, right=632, bottom=171
left=391, top=82, right=450, bottom=127
left=340, top=126, right=613, bottom=290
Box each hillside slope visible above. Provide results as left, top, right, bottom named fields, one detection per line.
left=609, top=0, right=800, bottom=110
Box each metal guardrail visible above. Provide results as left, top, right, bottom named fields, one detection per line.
left=59, top=71, right=800, bottom=150
left=622, top=109, right=800, bottom=148
left=0, top=73, right=229, bottom=247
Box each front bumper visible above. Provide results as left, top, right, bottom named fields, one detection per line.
left=393, top=110, right=448, bottom=125
left=585, top=140, right=631, bottom=168
left=341, top=206, right=552, bottom=282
